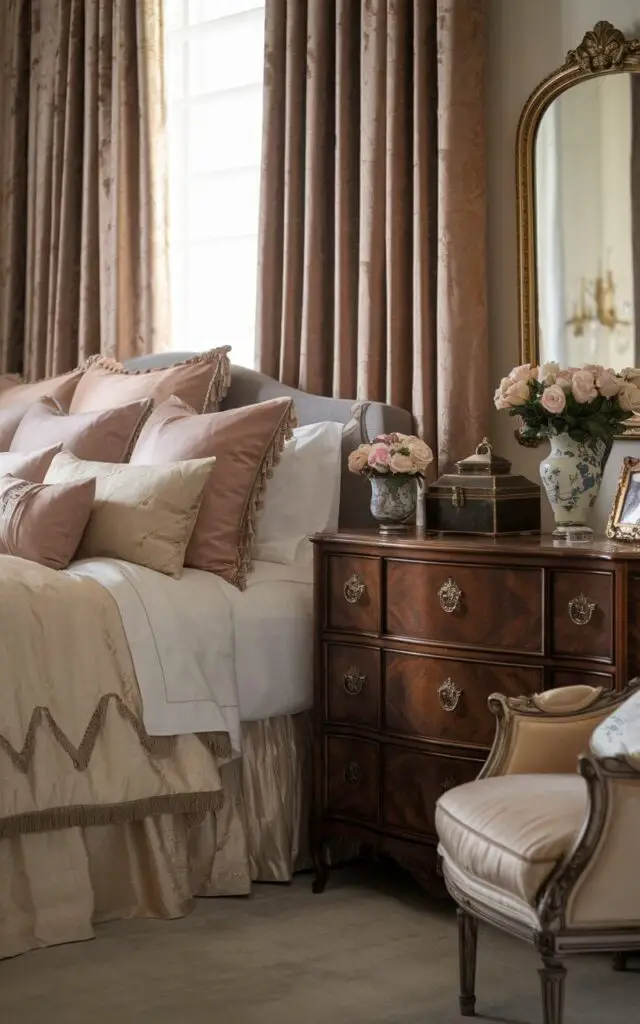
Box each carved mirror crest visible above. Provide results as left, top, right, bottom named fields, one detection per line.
left=517, top=21, right=640, bottom=436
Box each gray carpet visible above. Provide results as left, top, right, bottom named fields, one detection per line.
left=1, top=865, right=637, bottom=1024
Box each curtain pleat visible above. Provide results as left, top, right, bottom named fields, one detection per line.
left=0, top=0, right=170, bottom=379
left=256, top=0, right=488, bottom=469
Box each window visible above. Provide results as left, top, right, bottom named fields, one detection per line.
left=165, top=1, right=266, bottom=366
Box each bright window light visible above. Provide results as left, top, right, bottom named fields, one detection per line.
left=165, top=1, right=266, bottom=366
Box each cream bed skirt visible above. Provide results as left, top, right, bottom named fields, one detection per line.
left=0, top=714, right=311, bottom=960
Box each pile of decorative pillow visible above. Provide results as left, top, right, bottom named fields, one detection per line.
left=0, top=349, right=342, bottom=585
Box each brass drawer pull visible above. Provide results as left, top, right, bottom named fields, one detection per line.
left=343, top=666, right=366, bottom=696
left=343, top=573, right=366, bottom=604
left=568, top=593, right=596, bottom=626
left=438, top=677, right=463, bottom=712
left=438, top=577, right=462, bottom=614
left=441, top=776, right=457, bottom=792
left=343, top=761, right=362, bottom=786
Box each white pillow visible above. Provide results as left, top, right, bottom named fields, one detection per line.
left=254, top=421, right=343, bottom=565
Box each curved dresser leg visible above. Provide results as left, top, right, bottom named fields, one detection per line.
left=457, top=909, right=478, bottom=1016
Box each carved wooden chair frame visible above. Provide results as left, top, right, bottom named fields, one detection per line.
left=441, top=682, right=640, bottom=1024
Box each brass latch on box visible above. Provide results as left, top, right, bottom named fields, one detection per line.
left=451, top=487, right=465, bottom=508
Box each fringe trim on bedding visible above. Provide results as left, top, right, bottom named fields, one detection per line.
left=84, top=347, right=233, bottom=412
left=123, top=397, right=154, bottom=460
left=0, top=692, right=231, bottom=773
left=0, top=790, right=224, bottom=839
left=231, top=400, right=297, bottom=590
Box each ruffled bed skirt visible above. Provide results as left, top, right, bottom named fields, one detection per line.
left=0, top=714, right=312, bottom=960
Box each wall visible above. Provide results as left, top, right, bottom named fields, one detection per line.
left=487, top=0, right=640, bottom=529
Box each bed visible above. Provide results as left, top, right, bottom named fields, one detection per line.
left=0, top=357, right=412, bottom=959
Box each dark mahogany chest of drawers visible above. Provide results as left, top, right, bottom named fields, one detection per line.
left=311, top=530, right=639, bottom=893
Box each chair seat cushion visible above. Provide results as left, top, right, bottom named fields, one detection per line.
left=436, top=774, right=587, bottom=906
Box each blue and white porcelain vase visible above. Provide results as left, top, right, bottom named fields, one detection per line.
left=539, top=432, right=607, bottom=539
left=369, top=474, right=417, bottom=533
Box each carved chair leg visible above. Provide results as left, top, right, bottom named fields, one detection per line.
left=539, top=957, right=566, bottom=1024
left=457, top=909, right=478, bottom=1017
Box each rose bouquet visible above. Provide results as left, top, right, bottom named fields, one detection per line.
left=494, top=362, right=640, bottom=443
left=348, top=433, right=433, bottom=477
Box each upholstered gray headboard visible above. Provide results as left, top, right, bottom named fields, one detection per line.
left=124, top=353, right=413, bottom=528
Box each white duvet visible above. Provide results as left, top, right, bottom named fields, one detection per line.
left=64, top=558, right=313, bottom=753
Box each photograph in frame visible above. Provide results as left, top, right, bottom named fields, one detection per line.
left=606, top=457, right=640, bottom=540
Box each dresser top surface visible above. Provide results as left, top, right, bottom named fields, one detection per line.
left=313, top=529, right=640, bottom=561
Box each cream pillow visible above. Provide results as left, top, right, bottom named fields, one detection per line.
left=45, top=451, right=216, bottom=578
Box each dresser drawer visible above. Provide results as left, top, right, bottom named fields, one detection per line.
left=326, top=643, right=380, bottom=728
left=382, top=745, right=482, bottom=837
left=327, top=555, right=381, bottom=634
left=384, top=652, right=542, bottom=749
left=550, top=571, right=613, bottom=660
left=324, top=735, right=379, bottom=824
left=385, top=560, right=543, bottom=652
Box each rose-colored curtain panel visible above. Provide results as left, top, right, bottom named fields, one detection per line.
left=0, top=0, right=169, bottom=380
left=256, top=0, right=488, bottom=468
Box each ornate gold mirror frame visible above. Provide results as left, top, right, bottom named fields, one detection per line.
left=516, top=21, right=640, bottom=388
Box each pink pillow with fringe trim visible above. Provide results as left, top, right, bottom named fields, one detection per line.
left=10, top=397, right=152, bottom=463
left=0, top=445, right=63, bottom=482
left=0, top=474, right=96, bottom=569
left=69, top=348, right=232, bottom=414
left=0, top=369, right=84, bottom=411
left=130, top=395, right=295, bottom=588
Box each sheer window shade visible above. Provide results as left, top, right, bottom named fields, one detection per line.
left=165, top=1, right=265, bottom=365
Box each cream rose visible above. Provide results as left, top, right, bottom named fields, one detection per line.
left=407, top=438, right=433, bottom=474
left=539, top=384, right=566, bottom=415
left=595, top=370, right=620, bottom=398
left=504, top=379, right=531, bottom=406
left=538, top=361, right=560, bottom=385
left=618, top=383, right=640, bottom=412
left=571, top=369, right=597, bottom=404
left=509, top=363, right=533, bottom=383
left=389, top=452, right=415, bottom=474
left=348, top=446, right=370, bottom=473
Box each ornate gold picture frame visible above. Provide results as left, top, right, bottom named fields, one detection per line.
left=606, top=457, right=640, bottom=539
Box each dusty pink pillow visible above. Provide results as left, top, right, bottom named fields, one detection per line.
left=0, top=445, right=63, bottom=483
left=130, top=395, right=295, bottom=588
left=70, top=348, right=231, bottom=414
left=0, top=474, right=96, bottom=569
left=0, top=404, right=31, bottom=450
left=0, top=369, right=84, bottom=411
left=10, top=397, right=152, bottom=463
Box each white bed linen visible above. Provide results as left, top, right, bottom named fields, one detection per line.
left=64, top=558, right=313, bottom=747
left=223, top=560, right=314, bottom=721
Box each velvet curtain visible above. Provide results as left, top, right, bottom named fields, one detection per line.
left=0, top=0, right=170, bottom=380
left=255, top=0, right=488, bottom=468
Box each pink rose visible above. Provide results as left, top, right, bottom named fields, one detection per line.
left=595, top=370, right=620, bottom=398
left=389, top=452, right=415, bottom=474
left=571, top=369, right=597, bottom=404
left=368, top=444, right=390, bottom=473
left=509, top=363, right=533, bottom=383
left=539, top=384, right=566, bottom=415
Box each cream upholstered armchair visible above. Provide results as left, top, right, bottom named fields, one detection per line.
left=435, top=683, right=640, bottom=1024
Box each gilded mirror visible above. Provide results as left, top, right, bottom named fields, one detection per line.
left=517, top=21, right=640, bottom=435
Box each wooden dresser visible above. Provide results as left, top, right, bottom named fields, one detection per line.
left=310, top=530, right=640, bottom=893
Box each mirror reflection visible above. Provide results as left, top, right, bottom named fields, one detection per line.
left=535, top=73, right=639, bottom=370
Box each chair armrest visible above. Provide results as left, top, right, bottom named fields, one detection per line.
left=478, top=684, right=637, bottom=780
left=540, top=751, right=640, bottom=931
